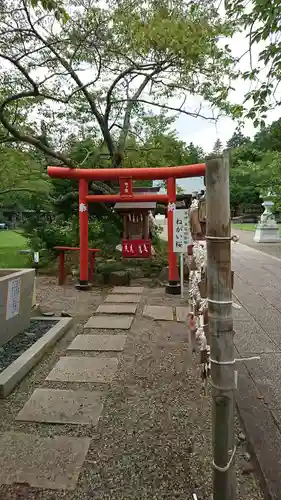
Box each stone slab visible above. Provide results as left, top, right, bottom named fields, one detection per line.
left=46, top=356, right=118, bottom=383
left=235, top=347, right=281, bottom=500
left=105, top=294, right=141, bottom=303
left=0, top=269, right=35, bottom=347
left=176, top=306, right=190, bottom=322
left=242, top=352, right=281, bottom=408
left=96, top=303, right=137, bottom=315
left=84, top=315, right=133, bottom=330
left=0, top=432, right=90, bottom=490
left=234, top=320, right=277, bottom=355
left=0, top=317, right=73, bottom=398
left=111, top=286, right=144, bottom=294
left=143, top=305, right=173, bottom=321
left=67, top=334, right=126, bottom=352
left=15, top=388, right=103, bottom=425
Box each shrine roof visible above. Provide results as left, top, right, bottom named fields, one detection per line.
left=114, top=201, right=157, bottom=210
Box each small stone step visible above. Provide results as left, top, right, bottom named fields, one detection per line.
left=96, top=303, right=137, bottom=315
left=67, top=334, right=126, bottom=352
left=105, top=294, right=141, bottom=303
left=84, top=315, right=134, bottom=330
left=16, top=388, right=103, bottom=425
left=176, top=306, right=190, bottom=322
left=46, top=356, right=118, bottom=383
left=0, top=432, right=90, bottom=490
left=112, top=286, right=144, bottom=294
left=143, top=305, right=173, bottom=321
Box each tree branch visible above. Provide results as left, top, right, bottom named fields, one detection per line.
left=22, top=0, right=115, bottom=156
left=112, top=99, right=217, bottom=120
left=0, top=91, right=74, bottom=167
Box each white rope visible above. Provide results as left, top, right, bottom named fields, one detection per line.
left=208, top=298, right=232, bottom=305
left=205, top=235, right=239, bottom=242
left=206, top=236, right=232, bottom=240
left=210, top=356, right=260, bottom=365
left=213, top=446, right=237, bottom=472
left=232, top=302, right=241, bottom=309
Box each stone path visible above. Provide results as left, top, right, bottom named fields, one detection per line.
left=96, top=303, right=137, bottom=314
left=0, top=282, right=263, bottom=500
left=0, top=286, right=143, bottom=491
left=232, top=241, right=281, bottom=499
left=16, top=388, right=103, bottom=425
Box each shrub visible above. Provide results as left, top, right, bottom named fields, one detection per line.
left=24, top=213, right=122, bottom=266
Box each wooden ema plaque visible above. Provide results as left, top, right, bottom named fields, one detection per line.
left=122, top=239, right=151, bottom=258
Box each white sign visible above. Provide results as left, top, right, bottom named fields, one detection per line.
left=173, top=209, right=192, bottom=253
left=6, top=277, right=21, bottom=320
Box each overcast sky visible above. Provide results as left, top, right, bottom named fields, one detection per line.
left=174, top=29, right=281, bottom=194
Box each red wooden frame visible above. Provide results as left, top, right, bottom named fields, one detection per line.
left=55, top=246, right=100, bottom=285
left=48, top=163, right=206, bottom=291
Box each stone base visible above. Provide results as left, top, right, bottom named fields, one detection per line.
left=75, top=281, right=92, bottom=291
left=253, top=226, right=280, bottom=243
left=165, top=281, right=181, bottom=295
left=109, top=271, right=131, bottom=286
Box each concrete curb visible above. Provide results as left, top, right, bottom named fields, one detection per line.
left=0, top=316, right=73, bottom=398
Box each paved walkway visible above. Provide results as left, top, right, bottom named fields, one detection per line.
left=232, top=226, right=281, bottom=259
left=232, top=240, right=281, bottom=499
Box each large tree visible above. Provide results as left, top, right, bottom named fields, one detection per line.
left=225, top=0, right=281, bottom=124
left=0, top=0, right=240, bottom=171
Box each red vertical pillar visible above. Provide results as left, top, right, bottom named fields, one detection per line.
left=58, top=251, right=65, bottom=285
left=166, top=177, right=180, bottom=295
left=77, top=178, right=90, bottom=290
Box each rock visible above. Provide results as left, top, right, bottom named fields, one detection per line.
left=128, top=268, right=145, bottom=279
left=109, top=271, right=131, bottom=286
left=238, top=432, right=246, bottom=442
left=61, top=311, right=72, bottom=318
left=42, top=312, right=55, bottom=317
left=241, top=460, right=255, bottom=475
left=244, top=451, right=251, bottom=461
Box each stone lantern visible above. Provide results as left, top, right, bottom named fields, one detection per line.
left=254, top=192, right=280, bottom=243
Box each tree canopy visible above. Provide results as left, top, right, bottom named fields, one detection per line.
left=227, top=118, right=281, bottom=213
left=0, top=0, right=240, bottom=170
left=225, top=0, right=281, bottom=125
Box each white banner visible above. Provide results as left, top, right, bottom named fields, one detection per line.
left=173, top=209, right=192, bottom=253
left=6, top=277, right=21, bottom=320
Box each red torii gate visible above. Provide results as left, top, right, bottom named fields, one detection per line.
left=47, top=163, right=206, bottom=293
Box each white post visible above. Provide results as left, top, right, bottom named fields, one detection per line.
left=180, top=253, right=184, bottom=299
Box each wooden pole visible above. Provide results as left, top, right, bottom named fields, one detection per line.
left=206, top=153, right=236, bottom=500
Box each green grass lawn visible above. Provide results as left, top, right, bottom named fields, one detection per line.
left=232, top=222, right=281, bottom=235
left=232, top=223, right=257, bottom=232
left=0, top=230, right=30, bottom=268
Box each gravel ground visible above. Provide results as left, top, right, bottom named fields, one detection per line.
left=0, top=320, right=57, bottom=373
left=0, top=281, right=264, bottom=500
left=231, top=227, right=281, bottom=259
